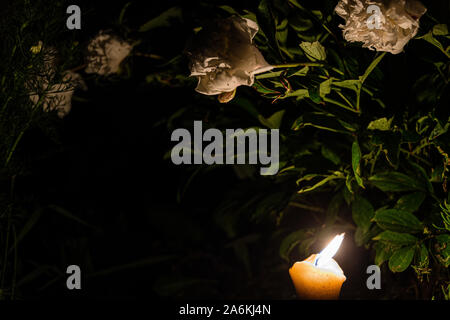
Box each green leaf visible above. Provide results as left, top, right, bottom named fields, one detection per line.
left=11, top=208, right=43, bottom=252
left=89, top=255, right=177, bottom=277
left=48, top=205, right=98, bottom=230
left=308, top=86, right=321, bottom=103
left=138, top=7, right=182, bottom=32
left=373, top=231, right=418, bottom=245
left=282, top=88, right=309, bottom=100
left=352, top=140, right=364, bottom=188
left=279, top=230, right=307, bottom=262
left=374, top=241, right=399, bottom=266
left=289, top=15, right=313, bottom=32
left=326, top=192, right=343, bottom=225
left=394, top=192, right=425, bottom=213
left=296, top=171, right=344, bottom=194
left=418, top=243, right=429, bottom=266
left=373, top=209, right=423, bottom=234
left=432, top=24, right=449, bottom=36
left=352, top=195, right=374, bottom=231
left=389, top=246, right=415, bottom=272
left=319, top=78, right=332, bottom=97
left=291, top=66, right=309, bottom=77
left=355, top=225, right=381, bottom=247
left=360, top=53, right=386, bottom=84
left=257, top=0, right=279, bottom=56
left=367, top=117, right=392, bottom=131
left=118, top=2, right=132, bottom=25
left=258, top=110, right=285, bottom=129
left=291, top=112, right=351, bottom=134
left=417, top=31, right=450, bottom=58
left=332, top=79, right=360, bottom=92
left=435, top=234, right=450, bottom=268
left=369, top=172, right=425, bottom=192
left=321, top=145, right=341, bottom=165
left=408, top=161, right=434, bottom=194
left=299, top=41, right=326, bottom=61
left=219, top=5, right=239, bottom=15
left=371, top=131, right=401, bottom=168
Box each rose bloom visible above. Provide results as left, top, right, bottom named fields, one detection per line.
left=27, top=43, right=86, bottom=118
left=85, top=31, right=133, bottom=76
left=186, top=16, right=273, bottom=96
left=29, top=71, right=86, bottom=118
left=335, top=0, right=427, bottom=54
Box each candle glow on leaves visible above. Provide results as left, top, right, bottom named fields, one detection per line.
left=315, top=233, right=345, bottom=268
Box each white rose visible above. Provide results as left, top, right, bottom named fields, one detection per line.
left=187, top=16, right=273, bottom=96
left=335, top=0, right=427, bottom=54
left=85, top=31, right=133, bottom=75
left=29, top=71, right=86, bottom=118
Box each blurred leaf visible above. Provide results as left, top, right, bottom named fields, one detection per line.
left=279, top=229, right=307, bottom=262
left=231, top=97, right=260, bottom=119
left=257, top=0, right=279, bottom=56
left=433, top=24, right=449, bottom=36
left=373, top=209, right=423, bottom=234
left=276, top=19, right=291, bottom=58
left=367, top=117, right=392, bottom=131
left=373, top=231, right=418, bottom=245
left=394, top=192, right=425, bottom=213
left=389, top=246, right=415, bottom=272
left=11, top=208, right=43, bottom=252
left=48, top=205, right=98, bottom=231
left=435, top=234, right=450, bottom=268
left=88, top=255, right=177, bottom=277
left=418, top=243, right=429, bottom=266
left=355, top=224, right=381, bottom=247
left=408, top=161, right=434, bottom=194
left=289, top=15, right=313, bottom=32
left=259, top=109, right=285, bottom=129
left=352, top=140, right=364, bottom=188
left=369, top=172, right=425, bottom=192
left=219, top=5, right=239, bottom=15
left=118, top=2, right=132, bottom=25
left=138, top=7, right=182, bottom=32
left=352, top=195, right=374, bottom=231
left=321, top=145, right=341, bottom=165
left=371, top=131, right=401, bottom=168
left=154, top=277, right=215, bottom=297
left=417, top=31, right=450, bottom=58
left=326, top=192, right=343, bottom=225
left=375, top=241, right=399, bottom=266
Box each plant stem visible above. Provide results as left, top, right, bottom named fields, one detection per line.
left=271, top=62, right=324, bottom=68
left=323, top=97, right=360, bottom=114
left=356, top=52, right=387, bottom=111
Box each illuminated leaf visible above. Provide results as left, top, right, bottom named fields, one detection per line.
left=373, top=209, right=423, bottom=234
left=373, top=231, right=418, bottom=245
left=389, top=246, right=415, bottom=272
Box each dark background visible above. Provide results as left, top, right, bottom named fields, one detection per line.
left=1, top=0, right=448, bottom=300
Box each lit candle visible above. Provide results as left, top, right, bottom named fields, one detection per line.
left=289, top=233, right=346, bottom=300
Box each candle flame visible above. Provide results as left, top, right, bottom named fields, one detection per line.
left=315, top=233, right=344, bottom=267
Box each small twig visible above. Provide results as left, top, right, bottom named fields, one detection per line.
left=134, top=52, right=164, bottom=60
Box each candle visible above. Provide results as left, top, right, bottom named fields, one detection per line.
left=289, top=233, right=346, bottom=300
